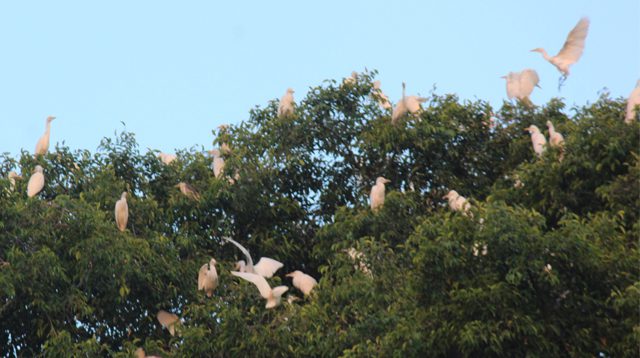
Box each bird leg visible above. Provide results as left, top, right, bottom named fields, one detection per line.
left=557, top=75, right=567, bottom=91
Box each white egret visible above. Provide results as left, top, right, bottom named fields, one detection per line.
left=531, top=17, right=590, bottom=88
left=115, top=192, right=129, bottom=232
left=278, top=88, right=295, bottom=118
left=156, top=310, right=179, bottom=336
left=222, top=237, right=283, bottom=278
left=231, top=271, right=289, bottom=309
left=209, top=149, right=225, bottom=178
left=344, top=248, right=372, bottom=277
left=7, top=171, right=22, bottom=191
left=198, top=258, right=219, bottom=297
left=372, top=80, right=392, bottom=109
left=343, top=71, right=358, bottom=85
left=27, top=166, right=45, bottom=198
left=625, top=80, right=640, bottom=124
left=392, top=82, right=426, bottom=124
left=34, top=116, right=55, bottom=156
left=443, top=190, right=471, bottom=213
left=158, top=153, right=177, bottom=165
left=501, top=69, right=540, bottom=103
left=524, top=125, right=547, bottom=157
left=286, top=270, right=317, bottom=296
left=175, top=182, right=200, bottom=201
left=218, top=124, right=231, bottom=154
left=370, top=177, right=390, bottom=211
left=546, top=121, right=564, bottom=148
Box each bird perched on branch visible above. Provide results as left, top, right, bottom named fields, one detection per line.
left=392, top=82, right=426, bottom=124
left=443, top=190, right=471, bottom=214
left=115, top=192, right=129, bottom=232
left=278, top=88, right=295, bottom=118
left=158, top=152, right=177, bottom=165
left=286, top=270, right=317, bottom=296
left=27, top=166, right=45, bottom=198
left=198, top=258, right=218, bottom=297
left=524, top=125, right=547, bottom=157
left=370, top=177, right=390, bottom=211
left=35, top=116, right=55, bottom=156
left=626, top=80, right=640, bottom=124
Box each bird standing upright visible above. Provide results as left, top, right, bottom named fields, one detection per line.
left=35, top=116, right=55, bottom=156
left=27, top=166, right=45, bottom=197
left=525, top=125, right=547, bottom=157
left=209, top=149, right=225, bottom=178
left=370, top=177, right=390, bottom=211
left=286, top=270, right=318, bottom=296
left=7, top=171, right=22, bottom=192
left=531, top=17, right=590, bottom=89
left=278, top=88, right=295, bottom=118
left=198, top=258, right=219, bottom=297
left=625, top=80, right=640, bottom=124
left=443, top=190, right=471, bottom=214
left=115, top=192, right=129, bottom=232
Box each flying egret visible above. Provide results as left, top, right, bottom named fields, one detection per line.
left=222, top=237, right=283, bottom=278
left=531, top=17, right=590, bottom=89
left=344, top=248, right=372, bottom=277
left=209, top=149, right=225, bottom=178
left=157, top=310, right=179, bottom=336
left=442, top=190, right=471, bottom=213
left=175, top=182, right=200, bottom=201
left=524, top=125, right=547, bottom=157
left=158, top=153, right=177, bottom=165
left=501, top=69, right=540, bottom=103
left=278, top=88, right=295, bottom=118
left=7, top=171, right=22, bottom=191
left=34, top=116, right=55, bottom=156
left=392, top=82, right=426, bottom=124
left=286, top=270, right=317, bottom=296
left=370, top=177, right=390, bottom=211
left=231, top=271, right=289, bottom=309
left=198, top=258, right=219, bottom=297
left=372, top=80, right=392, bottom=109
left=27, top=166, right=45, bottom=198
left=115, top=192, right=129, bottom=232
left=625, top=80, right=640, bottom=123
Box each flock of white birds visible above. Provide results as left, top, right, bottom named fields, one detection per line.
left=3, top=16, right=640, bottom=355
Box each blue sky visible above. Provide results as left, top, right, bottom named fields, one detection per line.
left=0, top=1, right=638, bottom=157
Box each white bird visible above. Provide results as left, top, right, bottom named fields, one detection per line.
left=222, top=237, right=283, bottom=278
left=115, top=192, right=129, bottom=232
left=209, top=149, right=225, bottom=178
left=218, top=124, right=232, bottom=154
left=370, top=177, right=390, bottom=211
left=344, top=248, right=372, bottom=277
left=286, top=270, right=317, bottom=296
left=198, top=258, right=219, bottom=297
left=525, top=125, right=547, bottom=157
left=625, top=80, right=640, bottom=124
left=546, top=121, right=565, bottom=160
left=372, top=80, right=392, bottom=109
left=231, top=271, right=289, bottom=309
left=343, top=71, right=358, bottom=85
left=27, top=165, right=45, bottom=198
left=278, top=88, right=295, bottom=118
left=392, top=82, right=426, bottom=124
left=156, top=310, right=179, bottom=336
left=135, top=347, right=162, bottom=358
left=158, top=152, right=177, bottom=165
left=7, top=171, right=22, bottom=191
left=175, top=182, right=200, bottom=201
left=501, top=69, right=540, bottom=103
left=442, top=190, right=471, bottom=213
left=34, top=116, right=55, bottom=156
left=531, top=17, right=590, bottom=88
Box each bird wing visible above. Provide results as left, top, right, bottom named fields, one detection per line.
left=157, top=310, right=179, bottom=335
left=231, top=271, right=272, bottom=299
left=271, top=285, right=289, bottom=298
left=504, top=73, right=518, bottom=99
left=519, top=69, right=539, bottom=98
left=556, top=17, right=589, bottom=64
left=27, top=173, right=44, bottom=197
left=198, top=263, right=208, bottom=290
left=222, top=237, right=254, bottom=268
left=298, top=274, right=317, bottom=295
left=253, top=257, right=284, bottom=278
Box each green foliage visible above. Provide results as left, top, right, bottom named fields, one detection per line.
left=1, top=73, right=638, bottom=357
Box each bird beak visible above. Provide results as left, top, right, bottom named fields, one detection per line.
left=536, top=84, right=542, bottom=89
left=384, top=179, right=391, bottom=184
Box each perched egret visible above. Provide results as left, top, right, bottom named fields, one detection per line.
left=156, top=310, right=179, bottom=336
left=218, top=124, right=232, bottom=154
left=370, top=177, right=390, bottom=211
left=27, top=166, right=45, bottom=198
left=625, top=80, right=640, bottom=124
left=7, top=171, right=22, bottom=191
left=501, top=69, right=540, bottom=103
left=546, top=121, right=565, bottom=161
left=278, top=88, right=295, bottom=118
left=343, top=71, right=358, bottom=85
left=175, top=182, right=200, bottom=201
left=443, top=190, right=471, bottom=213
left=115, top=192, right=129, bottom=232
left=372, top=80, right=392, bottom=109
left=345, top=248, right=372, bottom=277
left=531, top=17, right=590, bottom=88
left=34, top=116, right=55, bottom=156
left=198, top=258, right=219, bottom=297
left=222, top=237, right=283, bottom=278
left=286, top=270, right=317, bottom=296
left=231, top=271, right=289, bottom=309
left=392, top=82, right=426, bottom=124
left=158, top=153, right=177, bottom=165
left=209, top=149, right=225, bottom=178
left=524, top=125, right=547, bottom=157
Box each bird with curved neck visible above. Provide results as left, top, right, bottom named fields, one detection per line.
left=370, top=177, right=390, bottom=211
left=531, top=17, right=589, bottom=89
left=546, top=121, right=565, bottom=161
left=524, top=125, right=547, bottom=157
left=35, top=116, right=55, bottom=156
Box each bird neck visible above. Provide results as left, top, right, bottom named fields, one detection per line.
left=538, top=48, right=551, bottom=61
left=45, top=122, right=51, bottom=133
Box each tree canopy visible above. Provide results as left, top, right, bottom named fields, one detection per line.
left=1, top=73, right=638, bottom=357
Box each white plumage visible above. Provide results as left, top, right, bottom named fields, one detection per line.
left=525, top=125, right=547, bottom=157
left=231, top=271, right=289, bottom=309
left=372, top=80, right=392, bottom=109
left=443, top=190, right=471, bottom=213
left=392, top=82, right=426, bottom=124
left=7, top=171, right=22, bottom=192
left=158, top=152, right=177, bottom=165
left=278, top=88, right=295, bottom=118
left=625, top=80, right=640, bottom=124
left=35, top=116, right=55, bottom=156
left=502, top=69, right=540, bottom=102
left=223, top=237, right=283, bottom=278
left=27, top=166, right=45, bottom=198
left=115, top=192, right=129, bottom=232
left=175, top=182, right=200, bottom=201
left=209, top=149, right=225, bottom=178
left=286, top=270, right=317, bottom=296
left=198, top=258, right=219, bottom=297
left=370, top=177, right=390, bottom=211
left=156, top=310, right=179, bottom=336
